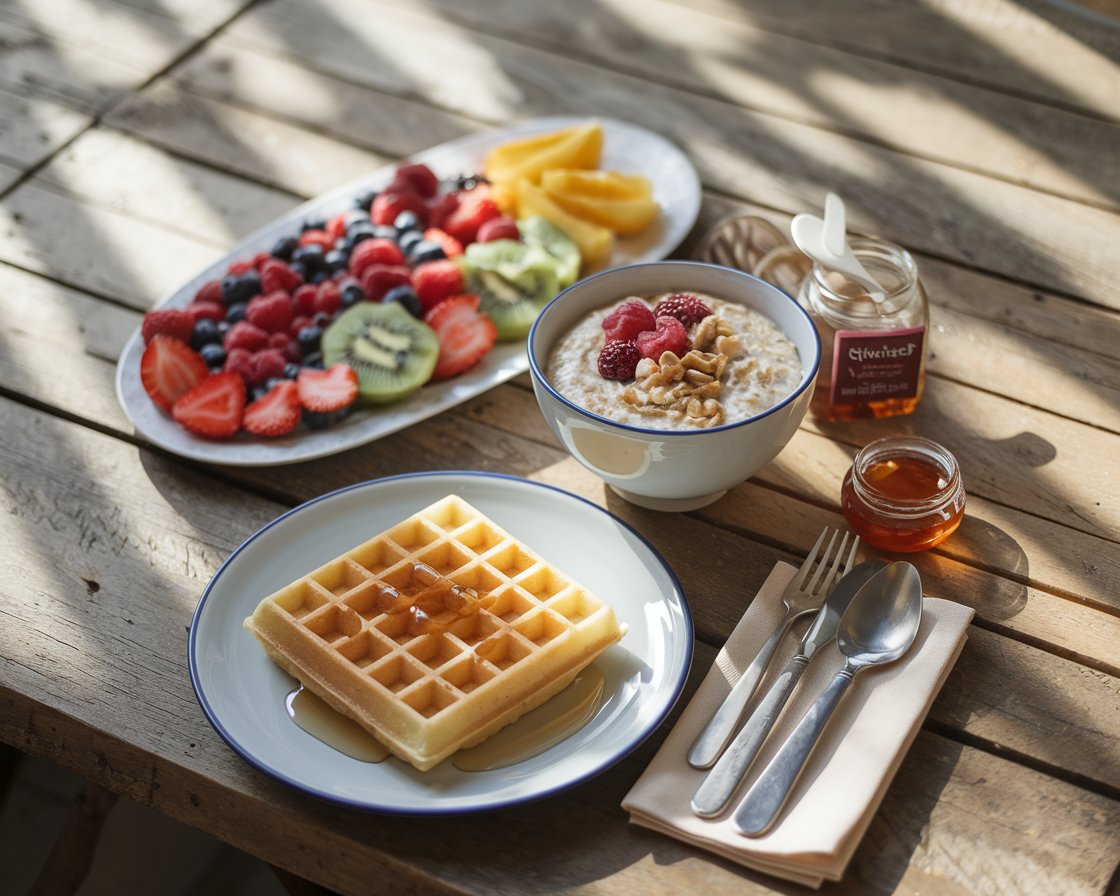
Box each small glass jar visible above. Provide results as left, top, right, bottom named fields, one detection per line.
left=841, top=436, right=965, bottom=552
left=799, top=237, right=929, bottom=422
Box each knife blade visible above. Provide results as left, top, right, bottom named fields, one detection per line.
left=691, top=558, right=887, bottom=818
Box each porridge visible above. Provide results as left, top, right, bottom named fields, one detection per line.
left=545, top=292, right=803, bottom=429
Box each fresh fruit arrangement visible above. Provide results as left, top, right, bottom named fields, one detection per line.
left=483, top=120, right=662, bottom=267
left=136, top=161, right=583, bottom=441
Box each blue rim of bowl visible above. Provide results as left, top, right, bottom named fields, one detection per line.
left=528, top=260, right=822, bottom=436
left=187, top=470, right=694, bottom=815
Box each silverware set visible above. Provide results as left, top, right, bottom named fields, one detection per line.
left=689, top=527, right=924, bottom=836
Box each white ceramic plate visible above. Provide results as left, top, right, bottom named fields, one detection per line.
left=116, top=117, right=701, bottom=466
left=188, top=472, right=693, bottom=814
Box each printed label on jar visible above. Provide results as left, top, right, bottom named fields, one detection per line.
left=830, top=326, right=925, bottom=404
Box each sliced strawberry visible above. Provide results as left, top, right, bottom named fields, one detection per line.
left=297, top=364, right=358, bottom=413
left=243, top=380, right=301, bottom=437
left=423, top=294, right=497, bottom=380
left=139, top=335, right=209, bottom=411
left=172, top=371, right=246, bottom=439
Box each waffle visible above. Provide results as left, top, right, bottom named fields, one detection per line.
left=244, top=494, right=626, bottom=771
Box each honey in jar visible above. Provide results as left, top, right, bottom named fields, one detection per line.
left=799, top=237, right=929, bottom=422
left=840, top=436, right=965, bottom=552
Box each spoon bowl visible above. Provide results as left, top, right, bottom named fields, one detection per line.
left=791, top=193, right=886, bottom=303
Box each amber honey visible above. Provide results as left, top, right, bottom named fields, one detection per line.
left=841, top=436, right=965, bottom=552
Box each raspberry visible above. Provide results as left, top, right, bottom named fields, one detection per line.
left=141, top=309, right=194, bottom=345
left=601, top=300, right=656, bottom=343
left=423, top=227, right=463, bottom=258
left=250, top=348, right=288, bottom=385
left=312, top=279, right=341, bottom=316
left=348, top=238, right=405, bottom=277
left=636, top=315, right=689, bottom=360
left=298, top=229, right=333, bottom=251
left=360, top=263, right=413, bottom=301
left=412, top=259, right=464, bottom=311
left=224, top=320, right=270, bottom=353
left=194, top=279, right=222, bottom=304
left=597, top=341, right=641, bottom=381
left=653, top=293, right=712, bottom=327
left=292, top=283, right=319, bottom=316
left=326, top=212, right=350, bottom=241
left=394, top=163, right=439, bottom=198
left=288, top=315, right=312, bottom=338
left=260, top=257, right=302, bottom=294
left=227, top=259, right=255, bottom=276
left=475, top=216, right=520, bottom=243
left=188, top=300, right=226, bottom=323
left=246, top=291, right=294, bottom=333
left=371, top=190, right=429, bottom=228
left=224, top=346, right=255, bottom=382
left=267, top=331, right=301, bottom=363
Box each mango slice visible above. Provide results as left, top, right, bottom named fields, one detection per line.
left=542, top=190, right=660, bottom=235
left=540, top=169, right=653, bottom=200
left=484, top=121, right=603, bottom=186
left=515, top=179, right=614, bottom=267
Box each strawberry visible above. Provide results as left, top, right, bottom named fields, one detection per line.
left=141, top=309, right=194, bottom=345
left=348, top=238, right=404, bottom=277
left=297, top=364, right=358, bottom=413
left=260, top=257, right=302, bottom=294
left=475, top=216, right=520, bottom=243
left=227, top=259, right=255, bottom=276
left=427, top=192, right=460, bottom=229
left=140, top=335, right=209, bottom=411
left=442, top=185, right=500, bottom=245
left=172, top=371, right=246, bottom=439
left=297, top=229, right=333, bottom=250
left=394, top=163, right=439, bottom=198
left=423, top=227, right=463, bottom=258
left=412, top=259, right=464, bottom=311
left=243, top=380, right=301, bottom=437
left=423, top=293, right=497, bottom=380
left=371, top=190, right=429, bottom=228
left=246, top=291, right=294, bottom=333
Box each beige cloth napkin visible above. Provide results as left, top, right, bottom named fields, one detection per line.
left=622, top=561, right=973, bottom=888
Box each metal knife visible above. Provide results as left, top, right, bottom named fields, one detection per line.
left=690, top=558, right=888, bottom=818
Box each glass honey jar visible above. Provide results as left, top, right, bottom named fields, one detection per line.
left=840, top=436, right=965, bottom=552
left=798, top=237, right=928, bottom=422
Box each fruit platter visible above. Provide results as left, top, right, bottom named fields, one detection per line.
left=115, top=117, right=701, bottom=465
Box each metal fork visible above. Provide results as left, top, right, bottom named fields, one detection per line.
left=687, top=528, right=853, bottom=769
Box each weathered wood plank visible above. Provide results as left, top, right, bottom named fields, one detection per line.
left=375, top=0, right=1120, bottom=211
left=0, top=84, right=89, bottom=172
left=205, top=0, right=1120, bottom=307
left=663, top=0, right=1120, bottom=122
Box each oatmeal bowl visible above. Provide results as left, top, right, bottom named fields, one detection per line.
left=528, top=261, right=820, bottom=511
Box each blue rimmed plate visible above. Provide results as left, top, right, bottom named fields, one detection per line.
left=189, top=472, right=693, bottom=813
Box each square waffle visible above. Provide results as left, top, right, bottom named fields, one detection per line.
left=244, top=494, right=625, bottom=771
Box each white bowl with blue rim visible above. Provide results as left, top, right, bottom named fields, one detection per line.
left=528, top=261, right=820, bottom=512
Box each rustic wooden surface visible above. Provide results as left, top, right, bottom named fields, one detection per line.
left=2, top=1, right=1119, bottom=893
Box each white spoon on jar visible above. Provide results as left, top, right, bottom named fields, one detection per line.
left=791, top=193, right=885, bottom=304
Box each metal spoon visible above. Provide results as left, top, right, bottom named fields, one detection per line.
left=690, top=559, right=887, bottom=818
left=732, top=562, right=923, bottom=837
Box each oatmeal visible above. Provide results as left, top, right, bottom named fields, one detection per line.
left=545, top=292, right=803, bottom=430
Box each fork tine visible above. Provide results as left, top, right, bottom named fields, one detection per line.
left=820, top=531, right=852, bottom=595
left=791, top=528, right=829, bottom=589
left=804, top=529, right=840, bottom=595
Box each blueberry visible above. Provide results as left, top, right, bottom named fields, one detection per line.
left=323, top=249, right=349, bottom=274
left=340, top=281, right=365, bottom=308
left=393, top=210, right=421, bottom=232
left=190, top=317, right=221, bottom=349
left=344, top=209, right=368, bottom=228
left=282, top=362, right=302, bottom=379
left=354, top=189, right=378, bottom=211
left=226, top=302, right=248, bottom=323
left=199, top=343, right=226, bottom=368
left=270, top=235, right=299, bottom=260
left=408, top=240, right=446, bottom=265
left=347, top=221, right=377, bottom=244
left=302, top=351, right=324, bottom=369
left=220, top=271, right=260, bottom=305
left=216, top=320, right=231, bottom=338
left=310, top=270, right=328, bottom=284
left=303, top=406, right=350, bottom=429
left=292, top=244, right=325, bottom=271
left=251, top=384, right=271, bottom=402
left=288, top=261, right=307, bottom=281
left=297, top=325, right=323, bottom=355
left=382, top=284, right=423, bottom=318
left=398, top=229, right=424, bottom=255
left=311, top=311, right=332, bottom=328
left=301, top=217, right=327, bottom=233
left=372, top=225, right=399, bottom=241
left=333, top=236, right=354, bottom=255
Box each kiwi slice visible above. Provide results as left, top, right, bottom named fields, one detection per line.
left=322, top=302, right=439, bottom=403
left=516, top=216, right=581, bottom=288
left=459, top=240, right=559, bottom=341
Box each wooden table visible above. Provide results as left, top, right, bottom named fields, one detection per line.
left=2, top=0, right=1119, bottom=893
